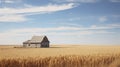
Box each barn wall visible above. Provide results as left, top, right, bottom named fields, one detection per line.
left=23, top=42, right=49, bottom=48
left=23, top=43, right=41, bottom=48
left=36, top=44, right=41, bottom=48
left=23, top=44, right=27, bottom=47
left=30, top=44, right=40, bottom=48
left=41, top=42, right=49, bottom=47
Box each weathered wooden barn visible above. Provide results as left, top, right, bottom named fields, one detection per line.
left=23, top=36, right=50, bottom=48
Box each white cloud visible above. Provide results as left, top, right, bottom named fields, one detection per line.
left=46, top=31, right=113, bottom=35
left=0, top=24, right=119, bottom=44
left=9, top=25, right=120, bottom=34
left=8, top=24, right=120, bottom=34
left=0, top=30, right=109, bottom=38
left=0, top=15, right=27, bottom=22
left=9, top=27, right=80, bottom=33
left=3, top=0, right=22, bottom=4
left=98, top=16, right=107, bottom=22
left=77, top=0, right=98, bottom=3
left=52, top=22, right=82, bottom=27
left=0, top=3, right=75, bottom=15
left=108, top=24, right=120, bottom=28
left=110, top=0, right=120, bottom=2
left=4, top=0, right=14, bottom=3
left=0, top=3, right=75, bottom=22
left=112, top=15, right=120, bottom=18
left=0, top=27, right=113, bottom=41
left=1, top=24, right=119, bottom=36
left=68, top=17, right=81, bottom=21
left=53, top=0, right=98, bottom=3
left=90, top=24, right=120, bottom=29
left=0, top=30, right=112, bottom=44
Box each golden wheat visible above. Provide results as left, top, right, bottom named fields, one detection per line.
left=0, top=45, right=120, bottom=67
left=0, top=54, right=120, bottom=67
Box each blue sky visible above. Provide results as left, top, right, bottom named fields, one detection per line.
left=0, top=0, right=120, bottom=45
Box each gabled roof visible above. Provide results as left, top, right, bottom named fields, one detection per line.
left=23, top=40, right=31, bottom=44
left=30, top=36, right=46, bottom=43
left=23, top=36, right=49, bottom=44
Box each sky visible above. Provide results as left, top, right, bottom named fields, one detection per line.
left=0, top=0, right=120, bottom=45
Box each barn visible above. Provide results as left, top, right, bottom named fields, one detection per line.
left=23, top=36, right=50, bottom=48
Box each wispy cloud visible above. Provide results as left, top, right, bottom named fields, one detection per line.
left=0, top=30, right=112, bottom=44
left=109, top=0, right=120, bottom=2
left=0, top=27, right=114, bottom=42
left=52, top=22, right=82, bottom=27
left=0, top=3, right=76, bottom=22
left=9, top=27, right=80, bottom=33
left=3, top=0, right=22, bottom=4
left=1, top=24, right=119, bottom=36
left=112, top=15, right=120, bottom=18
left=98, top=16, right=107, bottom=22
left=0, top=0, right=21, bottom=4
left=68, top=17, right=81, bottom=21
left=8, top=24, right=120, bottom=33
left=4, top=0, right=14, bottom=3
left=0, top=14, right=27, bottom=22
left=0, top=24, right=119, bottom=44
left=52, top=0, right=98, bottom=3
left=0, top=3, right=75, bottom=15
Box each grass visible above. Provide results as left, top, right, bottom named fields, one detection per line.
left=0, top=45, right=120, bottom=67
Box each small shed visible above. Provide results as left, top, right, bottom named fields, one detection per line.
left=23, top=36, right=50, bottom=48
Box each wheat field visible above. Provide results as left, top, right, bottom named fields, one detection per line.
left=0, top=45, right=120, bottom=67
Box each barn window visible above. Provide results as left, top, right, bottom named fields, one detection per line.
left=28, top=44, right=30, bottom=46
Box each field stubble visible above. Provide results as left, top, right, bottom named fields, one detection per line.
left=0, top=45, right=120, bottom=67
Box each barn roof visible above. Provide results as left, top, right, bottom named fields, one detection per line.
left=30, top=36, right=46, bottom=43
left=23, top=36, right=48, bottom=44
left=23, top=40, right=31, bottom=44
